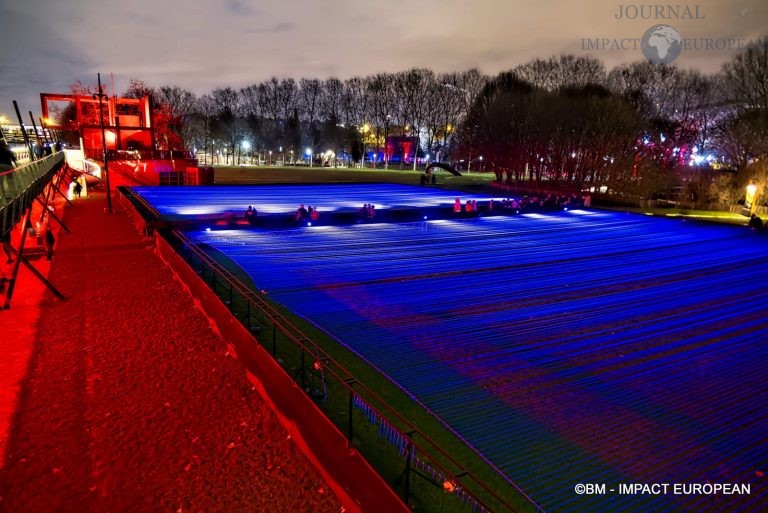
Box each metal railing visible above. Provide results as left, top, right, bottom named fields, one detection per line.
left=1, top=152, right=65, bottom=236
left=83, top=148, right=195, bottom=162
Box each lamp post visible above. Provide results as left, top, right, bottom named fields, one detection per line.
left=94, top=73, right=112, bottom=212
left=305, top=147, right=312, bottom=168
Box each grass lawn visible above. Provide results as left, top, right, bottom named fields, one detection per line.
left=214, top=165, right=749, bottom=225
left=213, top=164, right=496, bottom=193
left=598, top=205, right=749, bottom=226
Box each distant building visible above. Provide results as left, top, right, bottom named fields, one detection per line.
left=385, top=135, right=419, bottom=164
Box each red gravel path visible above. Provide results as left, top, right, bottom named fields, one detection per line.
left=0, top=187, right=341, bottom=512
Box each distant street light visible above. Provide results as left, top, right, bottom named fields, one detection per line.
left=305, top=147, right=312, bottom=168
left=0, top=114, right=9, bottom=142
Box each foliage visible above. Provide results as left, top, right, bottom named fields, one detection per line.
left=458, top=72, right=643, bottom=192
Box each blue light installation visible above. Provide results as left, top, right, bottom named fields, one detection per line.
left=138, top=185, right=768, bottom=512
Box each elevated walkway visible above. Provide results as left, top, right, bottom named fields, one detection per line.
left=1, top=176, right=408, bottom=512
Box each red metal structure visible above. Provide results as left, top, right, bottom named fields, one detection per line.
left=40, top=92, right=154, bottom=157
left=40, top=93, right=207, bottom=185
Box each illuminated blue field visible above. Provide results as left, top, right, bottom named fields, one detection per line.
left=131, top=184, right=492, bottom=217
left=139, top=186, right=768, bottom=511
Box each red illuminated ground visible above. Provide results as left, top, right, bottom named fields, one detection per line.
left=0, top=186, right=340, bottom=512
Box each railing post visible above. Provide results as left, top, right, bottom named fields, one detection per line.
left=403, top=430, right=416, bottom=504
left=272, top=321, right=277, bottom=356
left=299, top=347, right=306, bottom=390
left=344, top=379, right=357, bottom=441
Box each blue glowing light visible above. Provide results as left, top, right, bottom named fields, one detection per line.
left=136, top=184, right=768, bottom=513
left=131, top=184, right=491, bottom=217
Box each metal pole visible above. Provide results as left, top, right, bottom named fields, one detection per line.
left=94, top=73, right=112, bottom=212
left=3, top=206, right=65, bottom=309
left=12, top=101, right=33, bottom=160
left=28, top=112, right=43, bottom=149
left=344, top=379, right=357, bottom=441
left=403, top=432, right=415, bottom=503
left=272, top=321, right=277, bottom=356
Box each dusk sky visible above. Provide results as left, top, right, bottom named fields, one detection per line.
left=1, top=0, right=766, bottom=117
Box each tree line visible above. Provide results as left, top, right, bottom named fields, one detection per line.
left=117, top=69, right=485, bottom=170
left=67, top=36, right=768, bottom=207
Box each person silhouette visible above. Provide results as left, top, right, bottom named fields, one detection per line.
left=45, top=227, right=55, bottom=261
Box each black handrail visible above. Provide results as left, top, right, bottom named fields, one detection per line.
left=1, top=152, right=65, bottom=236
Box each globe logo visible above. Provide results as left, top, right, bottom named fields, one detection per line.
left=641, top=24, right=682, bottom=64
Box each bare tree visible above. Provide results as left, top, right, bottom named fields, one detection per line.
left=193, top=94, right=218, bottom=164
left=298, top=78, right=322, bottom=154
left=723, top=36, right=768, bottom=111
left=720, top=36, right=768, bottom=166
left=514, top=55, right=606, bottom=91
left=341, top=77, right=369, bottom=165
left=366, top=73, right=397, bottom=168
left=394, top=69, right=433, bottom=169
left=319, top=78, right=345, bottom=164
left=155, top=86, right=197, bottom=150
left=211, top=87, right=241, bottom=165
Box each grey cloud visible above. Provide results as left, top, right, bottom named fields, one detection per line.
left=246, top=21, right=296, bottom=34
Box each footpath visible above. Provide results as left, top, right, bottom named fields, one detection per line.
left=0, top=185, right=341, bottom=512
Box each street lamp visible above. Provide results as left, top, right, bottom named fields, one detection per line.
left=305, top=147, right=312, bottom=168
left=93, top=73, right=112, bottom=212
left=241, top=140, right=251, bottom=164
left=269, top=150, right=272, bottom=166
